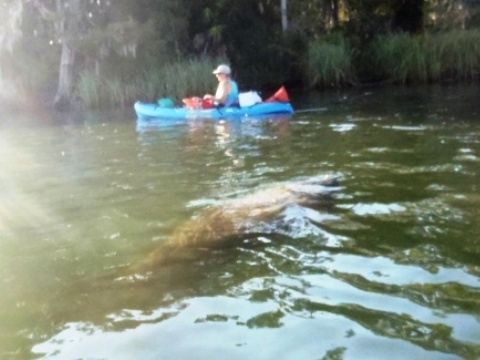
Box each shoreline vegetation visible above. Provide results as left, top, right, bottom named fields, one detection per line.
left=76, top=58, right=224, bottom=109
left=308, top=29, right=480, bottom=87
left=77, top=29, right=480, bottom=108
left=2, top=29, right=480, bottom=110
left=1, top=1, right=480, bottom=111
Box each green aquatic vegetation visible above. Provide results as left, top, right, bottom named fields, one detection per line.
left=162, top=59, right=218, bottom=99
left=371, top=29, right=480, bottom=83
left=76, top=57, right=224, bottom=108
left=77, top=71, right=102, bottom=108
left=307, top=37, right=353, bottom=87
left=105, top=78, right=125, bottom=106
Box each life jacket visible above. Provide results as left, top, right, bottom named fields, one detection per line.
left=225, top=80, right=239, bottom=107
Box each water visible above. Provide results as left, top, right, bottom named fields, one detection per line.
left=1, top=84, right=479, bottom=359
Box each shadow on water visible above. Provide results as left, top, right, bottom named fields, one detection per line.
left=293, top=83, right=480, bottom=124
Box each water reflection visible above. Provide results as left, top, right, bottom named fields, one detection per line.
left=2, top=85, right=480, bottom=359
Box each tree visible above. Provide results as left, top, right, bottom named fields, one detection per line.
left=53, top=0, right=86, bottom=110
left=0, top=0, right=23, bottom=52
left=36, top=0, right=160, bottom=109
left=281, top=0, right=288, bottom=32
left=392, top=0, right=425, bottom=33
left=0, top=0, right=23, bottom=99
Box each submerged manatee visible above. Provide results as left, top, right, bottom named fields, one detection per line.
left=129, top=175, right=340, bottom=273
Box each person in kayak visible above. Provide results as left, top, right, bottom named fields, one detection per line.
left=203, top=64, right=239, bottom=106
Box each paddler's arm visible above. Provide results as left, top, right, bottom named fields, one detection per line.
left=204, top=80, right=230, bottom=105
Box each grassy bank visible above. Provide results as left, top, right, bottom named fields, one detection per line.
left=76, top=57, right=222, bottom=108
left=75, top=29, right=480, bottom=108
left=370, top=29, right=480, bottom=83
left=307, top=36, right=354, bottom=88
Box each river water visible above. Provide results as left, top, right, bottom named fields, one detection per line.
left=1, top=84, right=479, bottom=359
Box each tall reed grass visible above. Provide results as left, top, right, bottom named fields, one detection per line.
left=77, top=72, right=102, bottom=108
left=307, top=37, right=353, bottom=87
left=76, top=57, right=223, bottom=108
left=371, top=29, right=480, bottom=83
left=75, top=30, right=480, bottom=108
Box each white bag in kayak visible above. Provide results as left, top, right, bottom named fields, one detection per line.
left=239, top=91, right=262, bottom=107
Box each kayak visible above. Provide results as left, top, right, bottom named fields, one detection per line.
left=135, top=86, right=294, bottom=121
left=134, top=101, right=294, bottom=120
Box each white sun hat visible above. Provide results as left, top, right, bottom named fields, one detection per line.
left=212, top=64, right=231, bottom=75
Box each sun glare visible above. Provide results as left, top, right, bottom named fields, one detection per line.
left=0, top=135, right=57, bottom=238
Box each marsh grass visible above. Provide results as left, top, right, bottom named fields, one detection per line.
left=371, top=29, right=480, bottom=83
left=77, top=72, right=102, bottom=108
left=76, top=57, right=223, bottom=108
left=162, top=59, right=219, bottom=98
left=307, top=37, right=353, bottom=87
left=106, top=78, right=124, bottom=106
left=76, top=30, right=480, bottom=108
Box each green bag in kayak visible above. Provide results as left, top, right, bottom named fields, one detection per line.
left=158, top=97, right=175, bottom=108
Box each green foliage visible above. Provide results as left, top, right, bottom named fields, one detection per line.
left=77, top=72, right=134, bottom=108
left=371, top=33, right=427, bottom=83
left=161, top=58, right=219, bottom=98
left=371, top=29, right=480, bottom=83
left=307, top=36, right=353, bottom=88
left=0, top=41, right=60, bottom=103
left=434, top=30, right=480, bottom=80
left=189, top=0, right=300, bottom=88
left=76, top=72, right=102, bottom=108
left=3, top=0, right=480, bottom=108
left=76, top=57, right=223, bottom=108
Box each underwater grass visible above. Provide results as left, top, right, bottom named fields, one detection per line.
left=307, top=37, right=353, bottom=88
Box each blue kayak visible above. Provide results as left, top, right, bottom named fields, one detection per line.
left=134, top=101, right=294, bottom=120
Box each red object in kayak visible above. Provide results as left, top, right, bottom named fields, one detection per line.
left=182, top=97, right=202, bottom=109
left=201, top=98, right=215, bottom=109
left=183, top=97, right=216, bottom=109
left=265, top=86, right=290, bottom=103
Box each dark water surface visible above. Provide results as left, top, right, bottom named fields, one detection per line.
left=1, top=85, right=479, bottom=359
